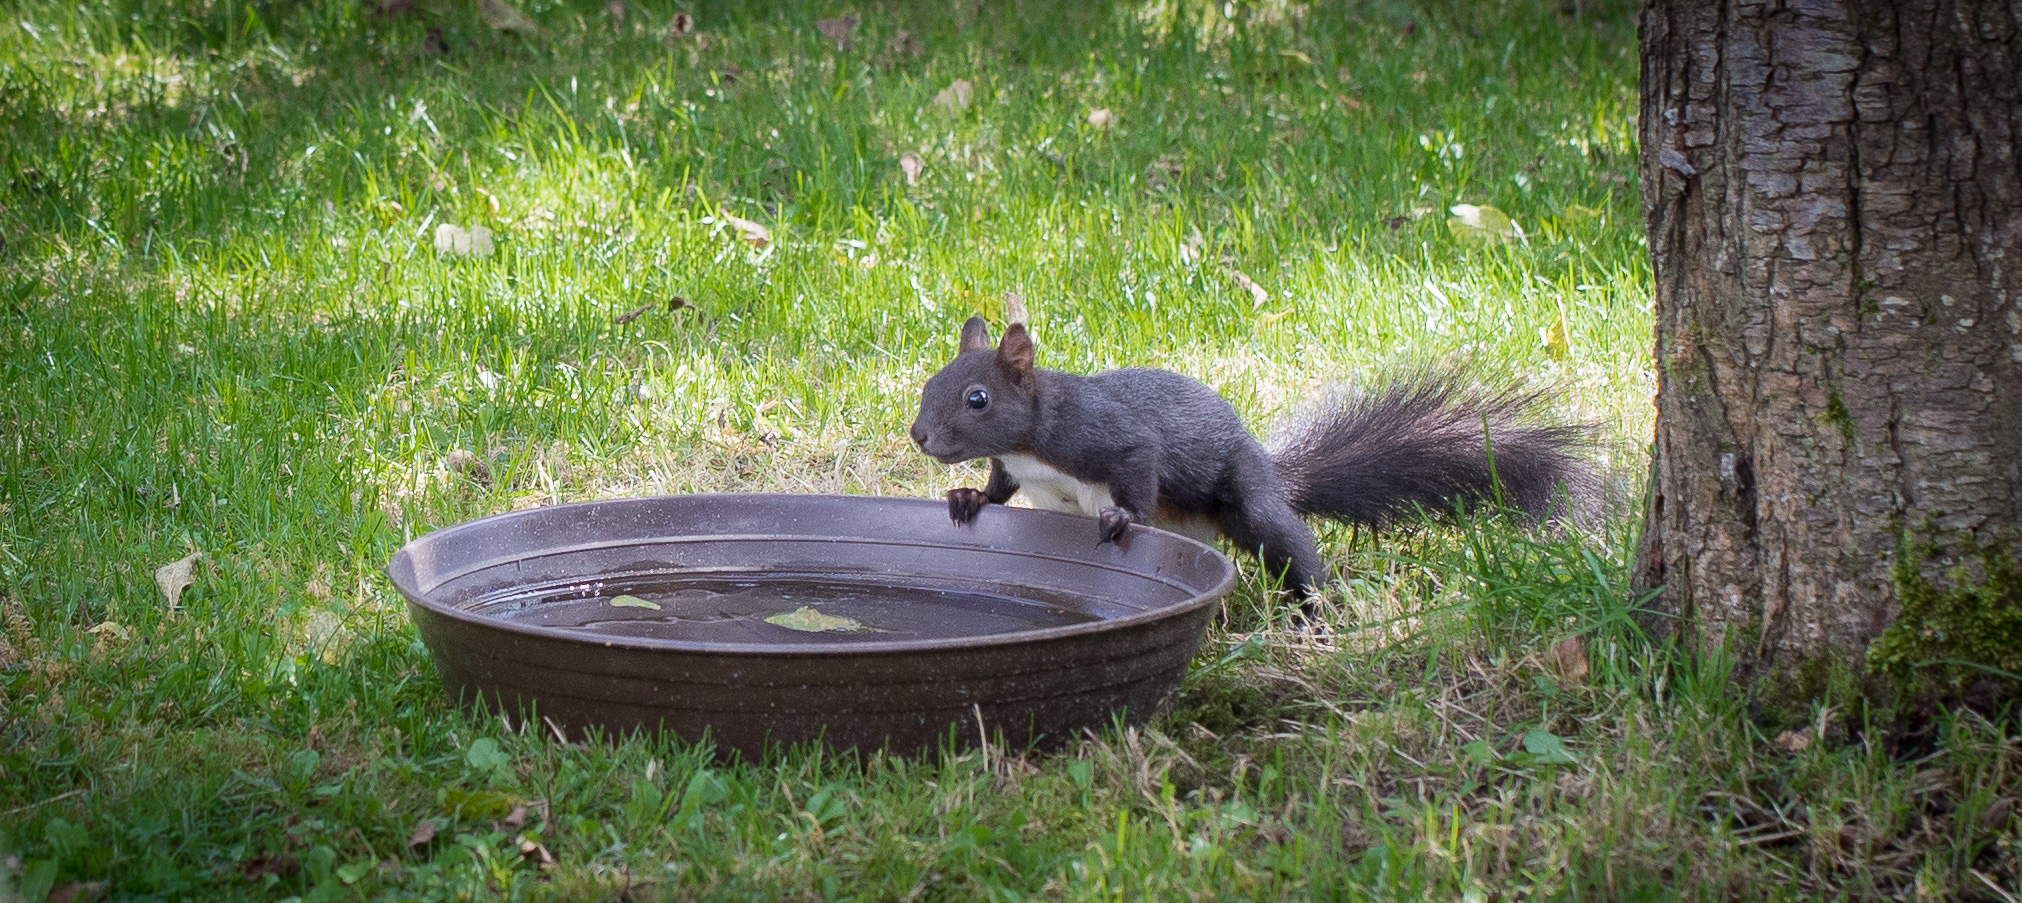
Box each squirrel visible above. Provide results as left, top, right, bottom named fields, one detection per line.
left=907, top=316, right=1590, bottom=597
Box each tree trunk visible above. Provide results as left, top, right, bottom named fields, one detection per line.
left=1635, top=0, right=2022, bottom=678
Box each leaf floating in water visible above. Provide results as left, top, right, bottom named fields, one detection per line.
left=610, top=594, right=661, bottom=610
left=765, top=606, right=864, bottom=632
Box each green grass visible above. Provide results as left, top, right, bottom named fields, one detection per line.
left=1, top=0, right=2017, bottom=900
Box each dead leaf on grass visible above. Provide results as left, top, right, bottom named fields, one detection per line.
left=408, top=820, right=437, bottom=848
left=154, top=551, right=202, bottom=611
left=899, top=153, right=923, bottom=186
left=1003, top=291, right=1028, bottom=328
left=1447, top=203, right=1525, bottom=245
left=605, top=0, right=625, bottom=21
left=814, top=16, right=856, bottom=49
left=433, top=223, right=495, bottom=258
left=305, top=608, right=348, bottom=663
left=1086, top=108, right=1113, bottom=129
left=1225, top=268, right=1269, bottom=308
left=443, top=448, right=490, bottom=485
left=671, top=11, right=694, bottom=34
left=720, top=213, right=769, bottom=246
left=875, top=29, right=921, bottom=66
left=1543, top=306, right=1571, bottom=358
left=519, top=839, right=555, bottom=868
left=48, top=880, right=108, bottom=903
left=1551, top=635, right=1588, bottom=683
left=505, top=803, right=528, bottom=830
left=479, top=0, right=540, bottom=37
left=241, top=853, right=297, bottom=880
left=1772, top=729, right=1813, bottom=754
left=934, top=79, right=973, bottom=113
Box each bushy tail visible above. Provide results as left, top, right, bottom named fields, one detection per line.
left=1265, top=369, right=1590, bottom=527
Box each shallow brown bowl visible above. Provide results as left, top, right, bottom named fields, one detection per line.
left=388, top=493, right=1235, bottom=759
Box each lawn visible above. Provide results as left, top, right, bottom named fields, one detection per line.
left=2, top=0, right=2017, bottom=900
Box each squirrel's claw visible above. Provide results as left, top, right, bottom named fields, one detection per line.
left=947, top=488, right=988, bottom=525
left=1096, top=507, right=1136, bottom=546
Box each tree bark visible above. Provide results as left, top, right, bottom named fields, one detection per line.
left=1635, top=0, right=2022, bottom=673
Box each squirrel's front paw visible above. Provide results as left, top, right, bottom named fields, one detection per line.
left=947, top=488, right=989, bottom=525
left=1096, top=507, right=1137, bottom=546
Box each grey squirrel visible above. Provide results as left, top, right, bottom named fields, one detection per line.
left=908, top=316, right=1589, bottom=597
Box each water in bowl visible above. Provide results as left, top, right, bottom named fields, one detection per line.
left=473, top=572, right=1105, bottom=644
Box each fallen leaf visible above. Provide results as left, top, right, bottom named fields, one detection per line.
left=1520, top=728, right=1577, bottom=765
left=432, top=223, right=495, bottom=258
left=1772, top=729, right=1813, bottom=754
left=1086, top=108, right=1113, bottom=129
left=610, top=595, right=661, bottom=610
left=335, top=860, right=374, bottom=885
left=504, top=803, right=528, bottom=830
left=604, top=0, right=624, bottom=21
left=154, top=551, right=202, bottom=610
left=1461, top=739, right=1498, bottom=765
left=1981, top=797, right=2015, bottom=831
left=720, top=213, right=769, bottom=246
left=305, top=609, right=346, bottom=663
left=1551, top=635, right=1587, bottom=683
left=882, top=29, right=921, bottom=63
left=934, top=79, right=973, bottom=113
left=814, top=16, right=856, bottom=49
left=443, top=787, right=518, bottom=818
left=671, top=11, right=694, bottom=34
left=955, top=287, right=1000, bottom=321
left=444, top=448, right=490, bottom=484
left=899, top=153, right=923, bottom=186
left=1447, top=203, right=1525, bottom=245
left=1383, top=215, right=1410, bottom=229
left=765, top=606, right=865, bottom=632
left=1003, top=291, right=1028, bottom=328
left=408, top=821, right=437, bottom=848
left=86, top=621, right=131, bottom=643
left=1543, top=307, right=1571, bottom=358
left=48, top=881, right=107, bottom=903
left=519, top=839, right=555, bottom=867
left=241, top=853, right=297, bottom=880
left=479, top=0, right=540, bottom=36
left=1225, top=268, right=1269, bottom=308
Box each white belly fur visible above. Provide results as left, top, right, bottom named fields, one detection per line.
left=996, top=454, right=1223, bottom=545
left=998, top=453, right=1111, bottom=517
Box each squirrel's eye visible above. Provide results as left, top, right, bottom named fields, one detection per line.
left=965, top=388, right=990, bottom=410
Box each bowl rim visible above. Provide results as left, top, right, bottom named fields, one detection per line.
left=390, top=493, right=1237, bottom=658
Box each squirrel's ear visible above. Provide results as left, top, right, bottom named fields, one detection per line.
left=996, top=323, right=1036, bottom=388
left=959, top=316, right=992, bottom=353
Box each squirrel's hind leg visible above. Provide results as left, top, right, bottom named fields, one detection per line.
left=1216, top=494, right=1324, bottom=600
